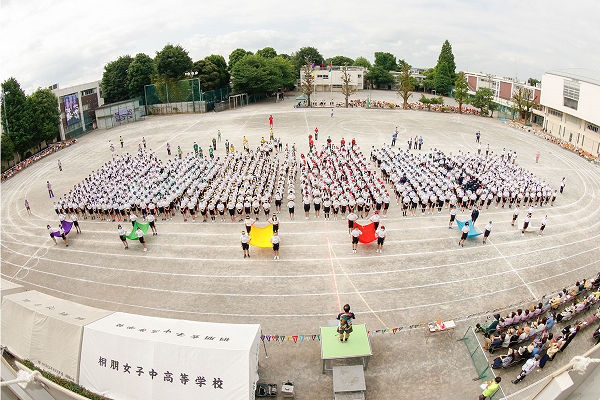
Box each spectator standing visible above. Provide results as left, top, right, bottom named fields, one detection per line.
left=177, top=146, right=182, bottom=159
left=119, top=136, right=123, bottom=148
left=217, top=129, right=221, bottom=142
left=47, top=181, right=54, bottom=198
left=512, top=354, right=540, bottom=384
left=337, top=304, right=355, bottom=342
left=25, top=198, right=31, bottom=215
left=535, top=151, right=540, bottom=163
left=392, top=128, right=398, bottom=146
left=560, top=177, right=566, bottom=194
left=166, top=142, right=171, bottom=155
left=269, top=115, right=273, bottom=128
left=314, top=127, right=319, bottom=140
left=142, top=137, right=146, bottom=148
left=240, top=230, right=251, bottom=258
left=476, top=131, right=481, bottom=143
left=58, top=159, right=62, bottom=171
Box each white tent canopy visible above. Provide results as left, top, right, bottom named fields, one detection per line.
left=0, top=290, right=113, bottom=383
left=79, top=312, right=261, bottom=400
left=0, top=278, right=25, bottom=299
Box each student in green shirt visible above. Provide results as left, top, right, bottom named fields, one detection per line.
left=479, top=377, right=501, bottom=399
left=193, top=142, right=198, bottom=153
left=209, top=147, right=214, bottom=158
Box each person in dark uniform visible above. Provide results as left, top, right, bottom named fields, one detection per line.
left=471, top=208, right=480, bottom=225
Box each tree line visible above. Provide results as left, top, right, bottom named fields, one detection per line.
left=1, top=78, right=60, bottom=166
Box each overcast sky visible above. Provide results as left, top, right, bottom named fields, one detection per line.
left=2, top=0, right=599, bottom=94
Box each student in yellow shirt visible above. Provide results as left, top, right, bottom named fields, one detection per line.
left=479, top=377, right=501, bottom=399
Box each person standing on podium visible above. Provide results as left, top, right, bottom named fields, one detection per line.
left=337, top=304, right=355, bottom=343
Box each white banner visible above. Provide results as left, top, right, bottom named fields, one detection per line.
left=79, top=312, right=260, bottom=400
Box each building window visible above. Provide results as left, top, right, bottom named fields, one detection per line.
left=564, top=97, right=578, bottom=110
left=563, top=80, right=580, bottom=100
left=587, top=123, right=599, bottom=133
left=566, top=115, right=581, bottom=126
left=358, top=74, right=362, bottom=78
left=548, top=108, right=563, bottom=119
left=81, top=88, right=96, bottom=96
left=82, top=104, right=90, bottom=111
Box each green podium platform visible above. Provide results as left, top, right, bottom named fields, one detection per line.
left=320, top=324, right=372, bottom=373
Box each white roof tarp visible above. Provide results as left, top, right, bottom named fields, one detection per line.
left=79, top=312, right=261, bottom=400
left=0, top=278, right=25, bottom=299
left=0, top=290, right=113, bottom=383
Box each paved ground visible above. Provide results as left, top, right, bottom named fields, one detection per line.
left=2, top=90, right=599, bottom=400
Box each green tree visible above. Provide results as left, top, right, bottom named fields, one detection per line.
left=256, top=47, right=277, bottom=58
left=419, top=94, right=443, bottom=111
left=527, top=78, right=540, bottom=87
left=127, top=53, right=155, bottom=99
left=340, top=63, right=357, bottom=108
left=434, top=62, right=453, bottom=95
left=1, top=78, right=33, bottom=158
left=512, top=87, right=538, bottom=122
left=437, top=40, right=456, bottom=80
left=397, top=59, right=408, bottom=69
left=300, top=57, right=315, bottom=105
left=396, top=63, right=415, bottom=109
left=292, top=47, right=324, bottom=76
left=374, top=52, right=398, bottom=71
left=155, top=44, right=193, bottom=80
left=471, top=88, right=496, bottom=117
left=190, top=59, right=220, bottom=92
left=421, top=67, right=435, bottom=93
left=231, top=55, right=283, bottom=96
left=271, top=56, right=296, bottom=90
left=1, top=134, right=15, bottom=165
left=278, top=53, right=291, bottom=60
left=205, top=54, right=230, bottom=88
left=453, top=71, right=470, bottom=114
left=327, top=56, right=354, bottom=66
left=229, top=48, right=253, bottom=70
left=101, top=55, right=133, bottom=103
left=353, top=57, right=371, bottom=68
left=365, top=66, right=395, bottom=88
left=28, top=88, right=60, bottom=150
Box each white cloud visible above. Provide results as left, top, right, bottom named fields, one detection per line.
left=2, top=0, right=599, bottom=92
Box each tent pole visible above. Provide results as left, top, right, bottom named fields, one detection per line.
left=261, top=329, right=269, bottom=358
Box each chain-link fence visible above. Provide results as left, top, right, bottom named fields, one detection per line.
left=144, top=79, right=236, bottom=114
left=202, top=87, right=232, bottom=111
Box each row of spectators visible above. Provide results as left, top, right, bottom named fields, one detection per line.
left=475, top=272, right=600, bottom=384
left=1, top=140, right=77, bottom=182
left=504, top=120, right=600, bottom=163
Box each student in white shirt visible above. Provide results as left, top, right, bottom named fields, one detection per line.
left=270, top=232, right=281, bottom=260
left=483, top=221, right=493, bottom=244
left=117, top=224, right=128, bottom=249
left=376, top=226, right=386, bottom=253
left=240, top=231, right=252, bottom=258
left=538, top=216, right=547, bottom=236
left=350, top=227, right=362, bottom=253
left=459, top=221, right=470, bottom=247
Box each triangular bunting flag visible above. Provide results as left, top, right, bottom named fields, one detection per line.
left=292, top=336, right=298, bottom=343
left=300, top=335, right=305, bottom=342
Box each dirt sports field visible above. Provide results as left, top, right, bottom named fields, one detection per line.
left=2, top=90, right=599, bottom=399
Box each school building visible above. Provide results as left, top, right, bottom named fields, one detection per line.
left=463, top=71, right=543, bottom=123
left=540, top=68, right=600, bottom=157
left=51, top=81, right=104, bottom=140
left=299, top=66, right=366, bottom=92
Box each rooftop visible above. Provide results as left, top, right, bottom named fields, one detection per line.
left=545, top=68, right=600, bottom=86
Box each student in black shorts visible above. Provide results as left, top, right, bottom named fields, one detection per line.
left=117, top=225, right=128, bottom=249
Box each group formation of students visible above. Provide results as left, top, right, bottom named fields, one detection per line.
left=476, top=273, right=600, bottom=388
left=372, top=145, right=557, bottom=218
left=296, top=141, right=390, bottom=221
left=51, top=150, right=219, bottom=222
